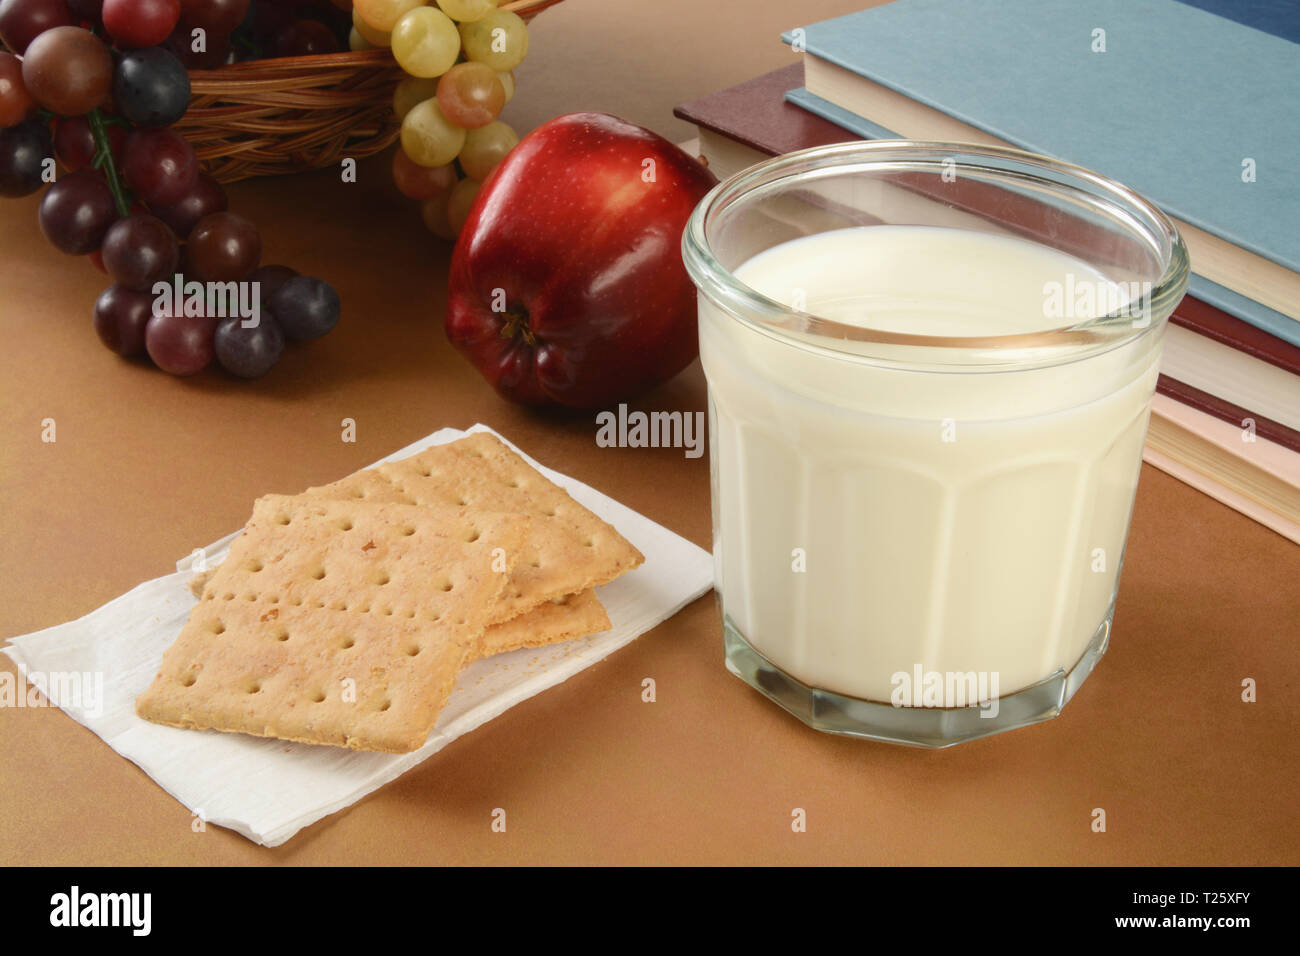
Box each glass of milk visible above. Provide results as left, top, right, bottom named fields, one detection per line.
left=682, top=141, right=1189, bottom=747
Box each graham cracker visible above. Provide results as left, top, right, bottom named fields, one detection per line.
left=472, top=589, right=611, bottom=661
left=307, top=433, right=645, bottom=624
left=191, top=567, right=611, bottom=659
left=138, top=494, right=527, bottom=753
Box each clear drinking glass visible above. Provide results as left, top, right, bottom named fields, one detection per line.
left=682, top=141, right=1189, bottom=747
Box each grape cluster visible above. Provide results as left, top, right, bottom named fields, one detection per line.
left=350, top=0, right=524, bottom=238
left=0, top=0, right=347, bottom=378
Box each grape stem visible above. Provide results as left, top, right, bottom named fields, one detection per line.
left=87, top=108, right=130, bottom=219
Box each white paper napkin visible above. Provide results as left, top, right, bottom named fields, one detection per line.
left=3, top=424, right=714, bottom=847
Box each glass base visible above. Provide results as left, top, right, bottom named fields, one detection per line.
left=722, top=608, right=1112, bottom=748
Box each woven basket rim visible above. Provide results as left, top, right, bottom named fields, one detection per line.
left=185, top=0, right=564, bottom=77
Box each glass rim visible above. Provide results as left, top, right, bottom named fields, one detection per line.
left=681, top=139, right=1191, bottom=368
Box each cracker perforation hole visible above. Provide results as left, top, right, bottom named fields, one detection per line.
left=406, top=644, right=421, bottom=657
left=247, top=681, right=262, bottom=694
left=311, top=566, right=326, bottom=580
left=311, top=691, right=326, bottom=703
left=210, top=620, right=226, bottom=635
left=274, top=627, right=289, bottom=642
left=338, top=518, right=353, bottom=531
left=466, top=528, right=480, bottom=542
left=400, top=525, right=416, bottom=537
left=181, top=674, right=196, bottom=687
left=379, top=700, right=391, bottom=712
left=341, top=636, right=355, bottom=649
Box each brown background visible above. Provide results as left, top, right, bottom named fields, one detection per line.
left=1, top=0, right=1297, bottom=865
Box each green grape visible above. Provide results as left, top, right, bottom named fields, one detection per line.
left=436, top=0, right=495, bottom=23
left=391, top=7, right=461, bottom=78
left=401, top=98, right=466, bottom=167
left=349, top=27, right=373, bottom=51
left=352, top=9, right=391, bottom=48
left=496, top=70, right=515, bottom=104
left=420, top=190, right=457, bottom=239
left=355, top=0, right=424, bottom=33
left=436, top=62, right=505, bottom=128
left=446, top=176, right=480, bottom=234
left=459, top=9, right=528, bottom=72
left=458, top=120, right=517, bottom=180
left=393, top=75, right=439, bottom=120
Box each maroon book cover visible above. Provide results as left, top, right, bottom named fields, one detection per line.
left=673, top=63, right=851, bottom=158
left=677, top=65, right=1300, bottom=451
left=1156, top=375, right=1300, bottom=454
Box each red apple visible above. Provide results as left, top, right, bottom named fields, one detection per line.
left=445, top=111, right=718, bottom=408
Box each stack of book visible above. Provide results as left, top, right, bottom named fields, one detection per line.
left=675, top=0, right=1300, bottom=545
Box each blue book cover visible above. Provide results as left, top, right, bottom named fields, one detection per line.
left=781, top=0, right=1300, bottom=339
left=1172, top=0, right=1300, bottom=45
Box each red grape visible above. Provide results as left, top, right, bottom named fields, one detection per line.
left=186, top=210, right=260, bottom=281
left=214, top=312, right=284, bottom=378
left=391, top=148, right=455, bottom=201
left=247, top=263, right=297, bottom=305
left=272, top=19, right=340, bottom=57
left=0, top=52, right=36, bottom=129
left=435, top=62, right=505, bottom=129
left=38, top=168, right=117, bottom=254
left=53, top=114, right=125, bottom=171
left=67, top=0, right=103, bottom=23
left=93, top=283, right=153, bottom=356
left=121, top=126, right=198, bottom=205
left=101, top=212, right=179, bottom=291
left=0, top=0, right=74, bottom=55
left=269, top=275, right=339, bottom=340
left=145, top=307, right=216, bottom=375
left=102, top=0, right=179, bottom=49
left=148, top=170, right=225, bottom=238
left=163, top=20, right=231, bottom=69
left=178, top=0, right=246, bottom=36
left=21, top=26, right=113, bottom=116
left=0, top=118, right=52, bottom=197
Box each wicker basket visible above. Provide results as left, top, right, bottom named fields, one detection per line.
left=175, top=0, right=565, bottom=183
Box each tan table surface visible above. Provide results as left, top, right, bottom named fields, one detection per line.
left=2, top=0, right=1298, bottom=866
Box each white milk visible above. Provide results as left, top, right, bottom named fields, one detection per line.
left=700, top=225, right=1162, bottom=702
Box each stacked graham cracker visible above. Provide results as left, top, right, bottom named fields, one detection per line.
left=135, top=434, right=644, bottom=753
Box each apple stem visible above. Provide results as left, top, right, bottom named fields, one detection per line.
left=500, top=310, right=537, bottom=347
